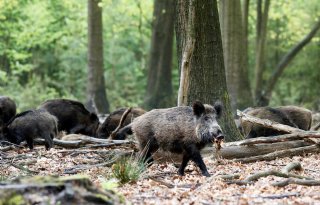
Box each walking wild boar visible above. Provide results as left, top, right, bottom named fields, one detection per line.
left=0, top=96, right=16, bottom=127
left=116, top=101, right=224, bottom=177
left=39, top=99, right=100, bottom=136
left=2, top=109, right=58, bottom=150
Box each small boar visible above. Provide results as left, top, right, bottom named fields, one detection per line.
left=116, top=101, right=224, bottom=177
left=241, top=107, right=298, bottom=138
left=2, top=109, right=58, bottom=150
left=39, top=99, right=100, bottom=136
left=0, top=96, right=16, bottom=127
left=96, top=107, right=146, bottom=138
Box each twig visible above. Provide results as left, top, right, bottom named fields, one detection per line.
left=272, top=178, right=320, bottom=187
left=226, top=162, right=318, bottom=186
left=9, top=163, right=39, bottom=174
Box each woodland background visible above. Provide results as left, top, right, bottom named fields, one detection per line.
left=0, top=0, right=319, bottom=113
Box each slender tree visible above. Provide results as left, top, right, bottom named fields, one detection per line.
left=87, top=0, right=109, bottom=113
left=144, top=0, right=175, bottom=109
left=254, top=0, right=270, bottom=105
left=176, top=0, right=243, bottom=141
left=219, top=0, right=252, bottom=112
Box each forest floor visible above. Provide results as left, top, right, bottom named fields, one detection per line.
left=1, top=144, right=320, bottom=205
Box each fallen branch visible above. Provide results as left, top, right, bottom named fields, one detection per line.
left=229, top=132, right=320, bottom=146
left=226, top=162, right=318, bottom=187
left=272, top=178, right=320, bottom=187
left=33, top=136, right=132, bottom=149
left=233, top=144, right=320, bottom=163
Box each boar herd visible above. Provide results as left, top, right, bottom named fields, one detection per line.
left=0, top=95, right=318, bottom=176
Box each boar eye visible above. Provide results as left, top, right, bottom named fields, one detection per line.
left=204, top=116, right=210, bottom=121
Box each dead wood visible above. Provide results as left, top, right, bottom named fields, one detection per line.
left=272, top=178, right=320, bottom=187
left=233, top=144, right=320, bottom=163
left=311, top=122, right=320, bottom=131
left=237, top=110, right=305, bottom=133
left=33, top=136, right=132, bottom=149
left=201, top=140, right=313, bottom=160
left=110, top=107, right=132, bottom=139
left=9, top=163, right=39, bottom=174
left=229, top=132, right=320, bottom=146
left=226, top=162, right=318, bottom=187
left=0, top=175, right=124, bottom=204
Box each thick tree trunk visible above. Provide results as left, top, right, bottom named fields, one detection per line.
left=144, top=0, right=175, bottom=109
left=176, top=0, right=243, bottom=141
left=253, top=0, right=270, bottom=106
left=220, top=0, right=252, bottom=112
left=259, top=19, right=320, bottom=105
left=87, top=0, right=109, bottom=113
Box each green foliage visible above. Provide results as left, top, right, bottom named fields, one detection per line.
left=247, top=0, right=320, bottom=109
left=111, top=155, right=147, bottom=184
left=0, top=0, right=318, bottom=112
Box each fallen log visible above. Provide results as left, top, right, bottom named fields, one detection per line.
left=228, top=132, right=320, bottom=146
left=233, top=144, right=320, bottom=163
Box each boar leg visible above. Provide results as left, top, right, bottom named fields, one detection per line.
left=69, top=124, right=86, bottom=134
left=26, top=137, right=34, bottom=150
left=41, top=132, right=53, bottom=150
left=178, top=154, right=191, bottom=176
left=186, top=144, right=210, bottom=177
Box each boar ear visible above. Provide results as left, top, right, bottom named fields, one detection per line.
left=90, top=113, right=98, bottom=121
left=214, top=101, right=223, bottom=118
left=193, top=101, right=205, bottom=117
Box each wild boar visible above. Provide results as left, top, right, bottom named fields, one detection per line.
left=96, top=107, right=146, bottom=138
left=39, top=99, right=100, bottom=136
left=116, top=101, right=224, bottom=177
left=0, top=96, right=16, bottom=127
left=2, top=109, right=58, bottom=150
left=241, top=107, right=298, bottom=138
left=276, top=106, right=312, bottom=131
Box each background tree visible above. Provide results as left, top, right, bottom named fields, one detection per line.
left=144, top=0, right=175, bottom=109
left=219, top=0, right=252, bottom=112
left=87, top=0, right=109, bottom=113
left=176, top=0, right=243, bottom=141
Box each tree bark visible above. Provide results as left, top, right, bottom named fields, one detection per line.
left=220, top=0, right=251, bottom=112
left=87, top=0, right=110, bottom=113
left=144, top=0, right=175, bottom=109
left=253, top=0, right=270, bottom=106
left=175, top=0, right=243, bottom=141
left=259, top=19, right=320, bottom=105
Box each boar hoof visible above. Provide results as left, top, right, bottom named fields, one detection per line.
left=178, top=170, right=185, bottom=176
left=202, top=171, right=211, bottom=177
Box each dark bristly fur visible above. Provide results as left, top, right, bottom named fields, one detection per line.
left=0, top=96, right=16, bottom=128
left=241, top=106, right=311, bottom=138
left=116, top=101, right=224, bottom=177
left=39, top=99, right=99, bottom=136
left=96, top=107, right=146, bottom=139
left=2, top=109, right=58, bottom=150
